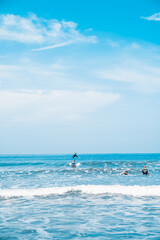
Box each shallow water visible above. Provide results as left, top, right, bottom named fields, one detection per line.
left=0, top=154, right=160, bottom=239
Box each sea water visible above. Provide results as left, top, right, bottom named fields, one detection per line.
left=0, top=154, right=160, bottom=239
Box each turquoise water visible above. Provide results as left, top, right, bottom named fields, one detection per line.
left=0, top=154, right=160, bottom=239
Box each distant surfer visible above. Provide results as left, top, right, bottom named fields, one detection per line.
left=142, top=166, right=149, bottom=175
left=121, top=170, right=129, bottom=175
left=72, top=153, right=79, bottom=164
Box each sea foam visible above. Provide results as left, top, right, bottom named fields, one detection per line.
left=0, top=185, right=160, bottom=198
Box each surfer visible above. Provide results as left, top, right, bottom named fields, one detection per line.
left=121, top=170, right=129, bottom=175
left=72, top=153, right=79, bottom=163
left=142, top=166, right=149, bottom=175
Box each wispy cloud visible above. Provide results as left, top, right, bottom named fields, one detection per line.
left=96, top=59, right=160, bottom=93
left=130, top=42, right=141, bottom=49
left=106, top=39, right=119, bottom=48
left=32, top=40, right=74, bottom=51
left=0, top=13, right=97, bottom=49
left=141, top=12, right=160, bottom=21
left=0, top=61, right=68, bottom=90
left=0, top=90, right=120, bottom=124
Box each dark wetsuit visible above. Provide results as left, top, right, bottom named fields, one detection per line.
left=73, top=154, right=78, bottom=159
left=72, top=154, right=78, bottom=163
left=123, top=172, right=128, bottom=175
left=142, top=169, right=148, bottom=175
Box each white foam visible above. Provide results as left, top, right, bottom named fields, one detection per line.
left=0, top=185, right=160, bottom=198
left=69, top=162, right=81, bottom=166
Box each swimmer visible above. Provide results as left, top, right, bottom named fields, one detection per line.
left=121, top=170, right=129, bottom=175
left=142, top=166, right=149, bottom=175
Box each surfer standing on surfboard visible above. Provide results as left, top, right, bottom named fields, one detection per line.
left=72, top=153, right=79, bottom=163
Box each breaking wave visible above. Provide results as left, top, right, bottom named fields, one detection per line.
left=0, top=185, right=160, bottom=198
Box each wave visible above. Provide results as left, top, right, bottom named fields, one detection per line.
left=2, top=167, right=158, bottom=175
left=0, top=162, right=46, bottom=167
left=0, top=185, right=160, bottom=198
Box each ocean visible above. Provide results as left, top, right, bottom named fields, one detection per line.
left=0, top=153, right=160, bottom=239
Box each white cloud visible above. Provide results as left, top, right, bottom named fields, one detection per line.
left=106, top=39, right=141, bottom=50
left=130, top=42, right=141, bottom=49
left=0, top=90, right=120, bottom=124
left=141, top=12, right=160, bottom=21
left=0, top=14, right=97, bottom=49
left=96, top=59, right=160, bottom=93
left=0, top=62, right=68, bottom=88
left=32, top=40, right=74, bottom=51
left=84, top=28, right=93, bottom=32
left=106, top=39, right=119, bottom=48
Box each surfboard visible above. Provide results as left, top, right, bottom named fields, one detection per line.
left=69, top=162, right=80, bottom=167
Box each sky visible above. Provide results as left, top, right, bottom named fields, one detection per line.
left=0, top=0, right=160, bottom=154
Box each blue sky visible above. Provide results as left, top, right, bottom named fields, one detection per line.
left=0, top=0, right=160, bottom=154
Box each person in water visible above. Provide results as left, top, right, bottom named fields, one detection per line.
left=72, top=153, right=79, bottom=163
left=142, top=166, right=149, bottom=175
left=121, top=170, right=129, bottom=175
